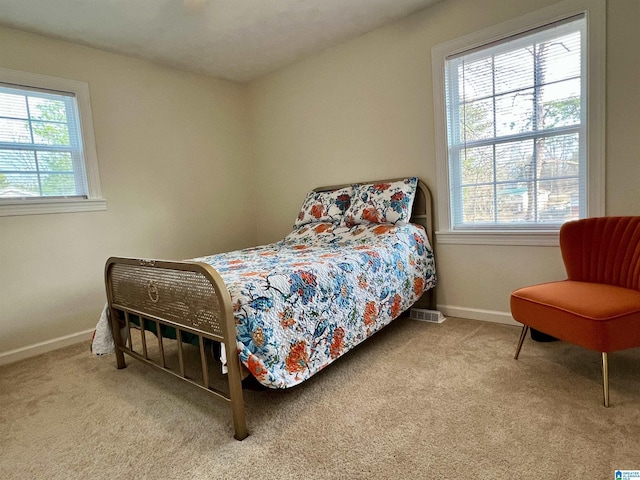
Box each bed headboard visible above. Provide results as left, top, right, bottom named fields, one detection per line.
left=313, top=177, right=434, bottom=246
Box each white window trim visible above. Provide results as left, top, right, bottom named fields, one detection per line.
left=431, top=0, right=605, bottom=246
left=0, top=67, right=105, bottom=217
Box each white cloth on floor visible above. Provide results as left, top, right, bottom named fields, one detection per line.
left=91, top=304, right=115, bottom=355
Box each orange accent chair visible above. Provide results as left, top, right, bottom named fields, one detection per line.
left=511, top=216, right=640, bottom=406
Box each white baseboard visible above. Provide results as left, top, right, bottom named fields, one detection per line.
left=438, top=304, right=519, bottom=327
left=0, top=328, right=94, bottom=366
left=0, top=307, right=517, bottom=366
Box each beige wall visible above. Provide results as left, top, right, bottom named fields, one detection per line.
left=248, top=0, right=640, bottom=322
left=0, top=26, right=255, bottom=355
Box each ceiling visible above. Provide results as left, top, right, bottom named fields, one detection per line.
left=0, top=0, right=441, bottom=83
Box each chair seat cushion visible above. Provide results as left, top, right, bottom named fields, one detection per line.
left=511, top=280, right=640, bottom=352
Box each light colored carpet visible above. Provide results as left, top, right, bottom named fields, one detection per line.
left=1, top=317, right=639, bottom=479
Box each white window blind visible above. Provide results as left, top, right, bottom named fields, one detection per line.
left=0, top=83, right=88, bottom=199
left=0, top=67, right=104, bottom=216
left=445, top=15, right=586, bottom=230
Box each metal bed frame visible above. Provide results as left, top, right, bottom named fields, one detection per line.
left=104, top=177, right=435, bottom=440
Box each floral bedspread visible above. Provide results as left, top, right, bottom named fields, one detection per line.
left=191, top=222, right=436, bottom=389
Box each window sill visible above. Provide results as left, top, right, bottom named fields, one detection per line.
left=435, top=229, right=560, bottom=246
left=0, top=198, right=107, bottom=217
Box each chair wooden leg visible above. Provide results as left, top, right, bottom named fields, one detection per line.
left=602, top=352, right=609, bottom=407
left=514, top=325, right=529, bottom=360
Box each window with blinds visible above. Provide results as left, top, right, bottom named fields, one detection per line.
left=445, top=15, right=586, bottom=230
left=0, top=84, right=88, bottom=199
left=0, top=67, right=104, bottom=216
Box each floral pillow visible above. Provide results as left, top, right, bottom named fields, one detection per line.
left=294, top=186, right=354, bottom=227
left=342, top=177, right=418, bottom=226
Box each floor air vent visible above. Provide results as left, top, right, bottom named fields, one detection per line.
left=409, top=308, right=446, bottom=323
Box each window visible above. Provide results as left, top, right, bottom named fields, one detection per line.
left=432, top=0, right=604, bottom=245
left=0, top=67, right=105, bottom=216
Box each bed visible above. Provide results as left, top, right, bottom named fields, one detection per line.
left=102, top=177, right=436, bottom=440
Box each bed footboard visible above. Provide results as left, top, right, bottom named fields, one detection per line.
left=104, top=257, right=248, bottom=440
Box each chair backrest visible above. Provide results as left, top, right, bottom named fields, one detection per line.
left=560, top=216, right=640, bottom=290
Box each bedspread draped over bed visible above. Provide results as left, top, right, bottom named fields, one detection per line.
left=191, top=221, right=435, bottom=389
